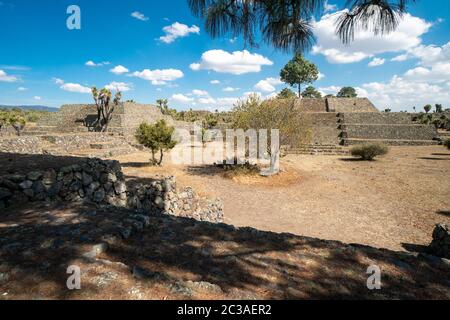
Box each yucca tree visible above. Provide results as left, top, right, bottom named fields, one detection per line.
left=188, top=0, right=417, bottom=52
left=92, top=87, right=122, bottom=132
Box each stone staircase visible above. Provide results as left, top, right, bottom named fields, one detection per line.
left=282, top=144, right=350, bottom=156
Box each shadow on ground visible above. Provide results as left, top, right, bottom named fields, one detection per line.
left=0, top=152, right=449, bottom=300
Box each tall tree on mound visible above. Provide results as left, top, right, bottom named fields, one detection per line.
left=280, top=54, right=319, bottom=98
left=302, top=86, right=322, bottom=99
left=187, top=0, right=416, bottom=53
left=337, top=87, right=358, bottom=98
left=91, top=87, right=122, bottom=132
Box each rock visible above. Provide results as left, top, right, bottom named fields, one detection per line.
left=19, top=180, right=33, bottom=189
left=132, top=266, right=168, bottom=281
left=429, top=224, right=450, bottom=259
left=82, top=172, right=93, bottom=186
left=27, top=171, right=42, bottom=181
left=118, top=226, right=132, bottom=239
left=0, top=273, right=10, bottom=282
left=0, top=188, right=12, bottom=200
left=70, top=181, right=82, bottom=192
left=154, top=196, right=164, bottom=209
left=113, top=181, right=126, bottom=194
left=83, top=243, right=109, bottom=259
left=0, top=179, right=18, bottom=191
left=42, top=170, right=56, bottom=185
left=184, top=281, right=223, bottom=294
left=87, top=181, right=100, bottom=194
left=23, top=189, right=34, bottom=198
left=169, top=282, right=193, bottom=297
left=0, top=200, right=5, bottom=209
left=93, top=189, right=106, bottom=203
left=32, top=181, right=45, bottom=194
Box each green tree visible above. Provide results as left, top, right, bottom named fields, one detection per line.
left=156, top=99, right=170, bottom=114
left=135, top=120, right=177, bottom=166
left=424, top=104, right=432, bottom=114
left=277, top=88, right=297, bottom=99
left=8, top=113, right=27, bottom=136
left=92, top=87, right=122, bottom=132
left=188, top=0, right=415, bottom=52
left=302, top=86, right=322, bottom=99
left=280, top=54, right=319, bottom=98
left=435, top=104, right=443, bottom=113
left=337, top=87, right=358, bottom=98
left=0, top=111, right=8, bottom=131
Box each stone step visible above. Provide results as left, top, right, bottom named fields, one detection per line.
left=69, top=147, right=132, bottom=158
left=90, top=142, right=118, bottom=150
left=344, top=138, right=439, bottom=146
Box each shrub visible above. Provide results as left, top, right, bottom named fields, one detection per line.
left=351, top=143, right=389, bottom=161
left=216, top=160, right=260, bottom=179
left=135, top=120, right=177, bottom=166
left=444, top=139, right=450, bottom=150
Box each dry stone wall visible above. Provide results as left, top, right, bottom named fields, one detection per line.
left=0, top=158, right=223, bottom=223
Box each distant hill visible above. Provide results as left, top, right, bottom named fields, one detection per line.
left=0, top=105, right=58, bottom=112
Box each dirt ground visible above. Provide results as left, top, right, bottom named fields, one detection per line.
left=115, top=146, right=450, bottom=252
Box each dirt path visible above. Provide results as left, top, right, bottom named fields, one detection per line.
left=115, top=146, right=450, bottom=252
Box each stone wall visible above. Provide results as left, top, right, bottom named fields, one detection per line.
left=344, top=124, right=437, bottom=140
left=0, top=136, right=44, bottom=154
left=327, top=98, right=378, bottom=113
left=294, top=99, right=327, bottom=112
left=343, top=112, right=414, bottom=124
left=0, top=158, right=223, bottom=223
left=298, top=113, right=339, bottom=145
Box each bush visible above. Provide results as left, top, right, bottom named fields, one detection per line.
left=444, top=139, right=450, bottom=150
left=216, top=160, right=260, bottom=179
left=351, top=143, right=389, bottom=161
left=135, top=120, right=177, bottom=166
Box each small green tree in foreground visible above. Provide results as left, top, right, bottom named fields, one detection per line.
left=135, top=120, right=177, bottom=166
left=351, top=143, right=389, bottom=161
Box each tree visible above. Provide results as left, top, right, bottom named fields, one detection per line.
left=92, top=87, right=122, bottom=132
left=8, top=113, right=27, bottom=136
left=0, top=111, right=7, bottom=132
left=135, top=120, right=177, bottom=166
left=435, top=104, right=443, bottom=113
left=280, top=54, right=319, bottom=98
left=188, top=0, right=415, bottom=53
left=277, top=88, right=297, bottom=99
left=424, top=104, right=432, bottom=114
left=337, top=87, right=358, bottom=98
left=384, top=109, right=392, bottom=113
left=156, top=99, right=170, bottom=114
left=302, top=86, right=322, bottom=99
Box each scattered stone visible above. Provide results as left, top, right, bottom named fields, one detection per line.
left=19, top=180, right=33, bottom=189
left=0, top=187, right=12, bottom=200
left=27, top=171, right=42, bottom=181
left=132, top=266, right=168, bottom=281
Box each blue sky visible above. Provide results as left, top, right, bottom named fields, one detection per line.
left=0, top=0, right=449, bottom=111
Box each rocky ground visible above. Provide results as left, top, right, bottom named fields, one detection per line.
left=0, top=202, right=449, bottom=300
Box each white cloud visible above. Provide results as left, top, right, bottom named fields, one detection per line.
left=159, top=22, right=200, bottom=44
left=324, top=1, right=338, bottom=13
left=192, top=89, right=209, bottom=96
left=171, top=93, right=194, bottom=103
left=131, top=11, right=149, bottom=21
left=391, top=54, right=409, bottom=62
left=0, top=70, right=18, bottom=82
left=105, top=81, right=132, bottom=92
left=131, top=68, right=184, bottom=85
left=190, top=50, right=273, bottom=75
left=318, top=72, right=326, bottom=80
left=254, top=77, right=283, bottom=93
left=368, top=58, right=385, bottom=67
left=34, top=96, right=42, bottom=100
left=198, top=97, right=217, bottom=104
left=312, top=11, right=432, bottom=64
left=223, top=87, right=240, bottom=92
left=53, top=78, right=64, bottom=85
left=60, top=83, right=92, bottom=94
left=85, top=60, right=109, bottom=67
left=110, top=65, right=129, bottom=75
left=17, top=87, right=27, bottom=91
left=210, top=80, right=220, bottom=84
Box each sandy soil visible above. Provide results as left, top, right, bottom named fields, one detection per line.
left=115, top=146, right=450, bottom=252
